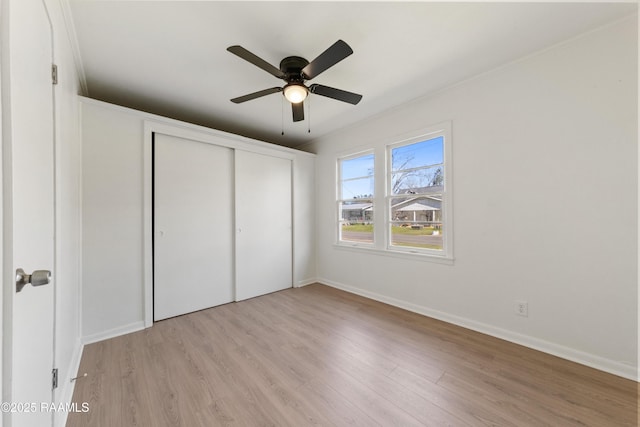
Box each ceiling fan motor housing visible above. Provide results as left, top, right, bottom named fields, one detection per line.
left=280, top=56, right=309, bottom=82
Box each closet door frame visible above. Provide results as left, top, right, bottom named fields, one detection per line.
left=142, top=121, right=295, bottom=327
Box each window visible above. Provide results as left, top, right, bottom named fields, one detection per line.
left=335, top=122, right=452, bottom=260
left=388, top=134, right=446, bottom=254
left=338, top=152, right=374, bottom=245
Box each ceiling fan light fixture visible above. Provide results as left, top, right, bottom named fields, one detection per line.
left=283, top=84, right=308, bottom=104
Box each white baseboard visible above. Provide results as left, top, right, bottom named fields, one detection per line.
left=82, top=321, right=146, bottom=345
left=294, top=278, right=317, bottom=288
left=54, top=339, right=84, bottom=427
left=317, top=278, right=638, bottom=382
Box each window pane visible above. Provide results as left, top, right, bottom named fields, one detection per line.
left=341, top=176, right=374, bottom=199
left=390, top=225, right=442, bottom=250
left=339, top=201, right=373, bottom=244
left=339, top=153, right=374, bottom=245
left=391, top=165, right=443, bottom=195
left=391, top=136, right=443, bottom=172
left=341, top=154, right=374, bottom=180
left=390, top=196, right=442, bottom=250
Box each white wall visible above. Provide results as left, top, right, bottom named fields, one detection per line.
left=80, top=98, right=316, bottom=341
left=309, top=16, right=637, bottom=379
left=293, top=153, right=316, bottom=286
left=81, top=101, right=145, bottom=340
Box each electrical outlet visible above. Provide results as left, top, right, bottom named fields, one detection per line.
left=515, top=300, right=528, bottom=317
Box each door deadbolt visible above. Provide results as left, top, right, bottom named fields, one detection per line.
left=16, top=268, right=51, bottom=293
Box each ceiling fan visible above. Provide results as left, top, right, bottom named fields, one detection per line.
left=227, top=40, right=362, bottom=122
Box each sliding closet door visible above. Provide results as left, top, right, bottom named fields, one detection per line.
left=235, top=150, right=292, bottom=301
left=154, top=134, right=234, bottom=320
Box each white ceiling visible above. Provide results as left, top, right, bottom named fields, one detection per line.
left=69, top=1, right=637, bottom=148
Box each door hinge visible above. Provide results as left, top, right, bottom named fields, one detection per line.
left=51, top=64, right=58, bottom=85
left=52, top=368, right=58, bottom=389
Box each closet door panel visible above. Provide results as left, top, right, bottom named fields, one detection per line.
left=154, top=134, right=234, bottom=320
left=235, top=150, right=292, bottom=301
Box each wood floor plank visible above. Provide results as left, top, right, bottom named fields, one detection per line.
left=386, top=365, right=519, bottom=427
left=67, top=284, right=637, bottom=426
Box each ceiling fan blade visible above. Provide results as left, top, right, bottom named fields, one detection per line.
left=309, top=84, right=362, bottom=105
left=292, top=102, right=304, bottom=122
left=230, top=87, right=282, bottom=104
left=302, top=40, right=353, bottom=80
left=227, top=45, right=286, bottom=79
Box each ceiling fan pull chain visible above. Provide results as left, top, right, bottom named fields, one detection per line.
left=281, top=96, right=285, bottom=136
left=307, top=95, right=311, bottom=133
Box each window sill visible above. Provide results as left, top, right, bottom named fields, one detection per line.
left=333, top=243, right=454, bottom=265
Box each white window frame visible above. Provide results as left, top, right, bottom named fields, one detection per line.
left=333, top=122, right=453, bottom=263
left=336, top=150, right=375, bottom=247
left=385, top=122, right=452, bottom=259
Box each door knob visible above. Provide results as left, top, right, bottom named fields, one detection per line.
left=16, top=268, right=51, bottom=293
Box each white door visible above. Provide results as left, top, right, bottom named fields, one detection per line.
left=3, top=0, right=56, bottom=426
left=154, top=134, right=234, bottom=320
left=235, top=150, right=292, bottom=301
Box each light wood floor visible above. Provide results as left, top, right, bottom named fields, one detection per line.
left=67, top=284, right=637, bottom=426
